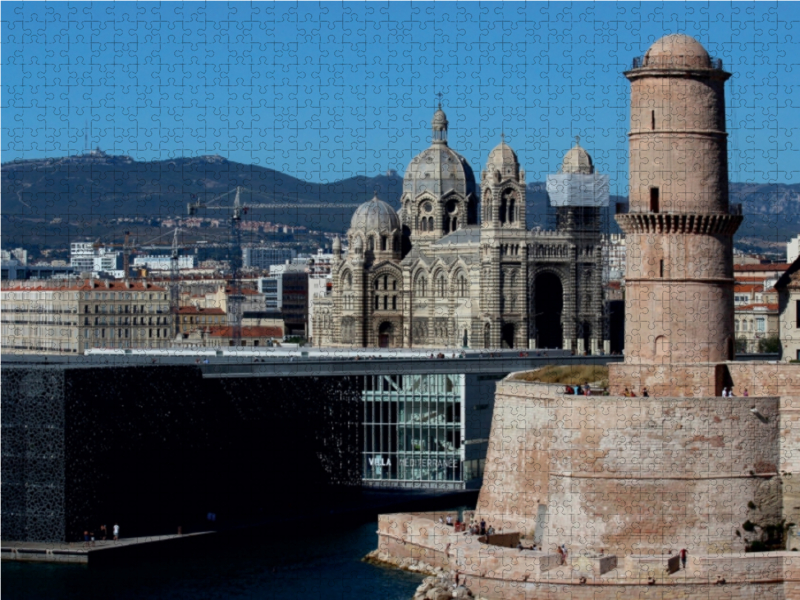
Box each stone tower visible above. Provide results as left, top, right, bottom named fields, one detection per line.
left=617, top=34, right=741, bottom=365
left=480, top=137, right=528, bottom=348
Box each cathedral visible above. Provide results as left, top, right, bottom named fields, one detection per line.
left=313, top=106, right=609, bottom=351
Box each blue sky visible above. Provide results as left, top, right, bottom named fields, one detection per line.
left=3, top=2, right=799, bottom=193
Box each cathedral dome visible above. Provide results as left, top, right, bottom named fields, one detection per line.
left=644, top=34, right=710, bottom=68
left=349, top=195, right=400, bottom=234
left=560, top=139, right=594, bottom=174
left=485, top=137, right=519, bottom=179
left=403, top=105, right=476, bottom=199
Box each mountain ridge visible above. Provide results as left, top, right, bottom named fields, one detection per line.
left=3, top=153, right=798, bottom=252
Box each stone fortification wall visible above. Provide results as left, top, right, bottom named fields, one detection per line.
left=475, top=378, right=782, bottom=555
left=609, top=361, right=800, bottom=398
left=375, top=511, right=800, bottom=600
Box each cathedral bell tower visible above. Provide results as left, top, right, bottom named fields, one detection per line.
left=617, top=34, right=741, bottom=365
left=480, top=136, right=528, bottom=349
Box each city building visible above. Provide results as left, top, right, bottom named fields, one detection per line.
left=776, top=256, right=800, bottom=361
left=601, top=233, right=626, bottom=282
left=70, top=242, right=124, bottom=277
left=734, top=301, right=780, bottom=352
left=133, top=255, right=198, bottom=270
left=242, top=247, right=296, bottom=270
left=257, top=276, right=282, bottom=310
left=1, top=279, right=172, bottom=353
left=176, top=306, right=226, bottom=335
left=788, top=233, right=800, bottom=264
left=279, top=267, right=309, bottom=336
left=362, top=372, right=501, bottom=490
left=313, top=112, right=609, bottom=352
left=1, top=248, right=28, bottom=265
left=173, top=325, right=283, bottom=348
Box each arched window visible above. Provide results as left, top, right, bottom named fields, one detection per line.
left=415, top=275, right=427, bottom=297
left=508, top=198, right=515, bottom=223
left=368, top=236, right=375, bottom=251
left=343, top=271, right=352, bottom=290
left=392, top=296, right=397, bottom=310
left=457, top=273, right=468, bottom=297
left=436, top=272, right=447, bottom=297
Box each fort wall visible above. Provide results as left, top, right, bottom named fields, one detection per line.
left=475, top=379, right=784, bottom=556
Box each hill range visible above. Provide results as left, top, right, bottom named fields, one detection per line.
left=2, top=152, right=797, bottom=256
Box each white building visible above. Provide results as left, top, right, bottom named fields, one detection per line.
left=242, top=247, right=296, bottom=270
left=133, top=255, right=198, bottom=270
left=601, top=233, right=626, bottom=282
left=70, top=242, right=123, bottom=276
left=788, top=234, right=800, bottom=264
left=257, top=276, right=283, bottom=310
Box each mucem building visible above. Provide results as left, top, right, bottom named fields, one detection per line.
left=361, top=372, right=503, bottom=490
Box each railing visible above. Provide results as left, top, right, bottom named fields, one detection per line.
left=632, top=55, right=723, bottom=70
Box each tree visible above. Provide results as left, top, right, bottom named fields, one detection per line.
left=757, top=335, right=781, bottom=354
left=735, top=338, right=749, bottom=354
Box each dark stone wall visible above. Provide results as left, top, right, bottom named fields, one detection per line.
left=3, top=365, right=362, bottom=542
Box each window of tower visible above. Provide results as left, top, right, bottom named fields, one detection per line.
left=381, top=236, right=387, bottom=251
left=383, top=275, right=388, bottom=290
left=368, top=237, right=375, bottom=251
left=651, top=110, right=655, bottom=130
left=392, top=296, right=397, bottom=310
left=659, top=259, right=664, bottom=278
left=375, top=296, right=379, bottom=310
left=499, top=197, right=507, bottom=224
left=650, top=188, right=660, bottom=213
left=508, top=198, right=515, bottom=223
left=383, top=296, right=388, bottom=310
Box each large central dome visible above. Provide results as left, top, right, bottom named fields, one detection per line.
left=402, top=105, right=476, bottom=199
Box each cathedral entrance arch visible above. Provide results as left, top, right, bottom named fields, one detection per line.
left=501, top=323, right=515, bottom=349
left=534, top=272, right=564, bottom=349
left=378, top=322, right=394, bottom=348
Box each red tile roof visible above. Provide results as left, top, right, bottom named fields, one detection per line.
left=3, top=280, right=167, bottom=292
left=735, top=303, right=779, bottom=312
left=735, top=263, right=791, bottom=272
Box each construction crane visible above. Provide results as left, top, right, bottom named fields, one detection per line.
left=187, top=186, right=361, bottom=342
left=93, top=231, right=134, bottom=278
left=138, top=227, right=197, bottom=335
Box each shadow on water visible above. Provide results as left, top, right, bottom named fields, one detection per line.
left=2, top=519, right=426, bottom=600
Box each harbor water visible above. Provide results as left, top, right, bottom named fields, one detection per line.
left=1, top=520, right=424, bottom=600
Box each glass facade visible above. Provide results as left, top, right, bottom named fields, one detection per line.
left=362, top=374, right=464, bottom=489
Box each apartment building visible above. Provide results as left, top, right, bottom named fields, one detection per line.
left=1, top=280, right=172, bottom=354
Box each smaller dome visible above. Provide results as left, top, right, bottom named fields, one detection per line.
left=349, top=194, right=401, bottom=235
left=560, top=138, right=594, bottom=174
left=431, top=105, right=448, bottom=132
left=332, top=236, right=341, bottom=250
left=644, top=34, right=710, bottom=68
left=486, top=136, right=519, bottom=175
